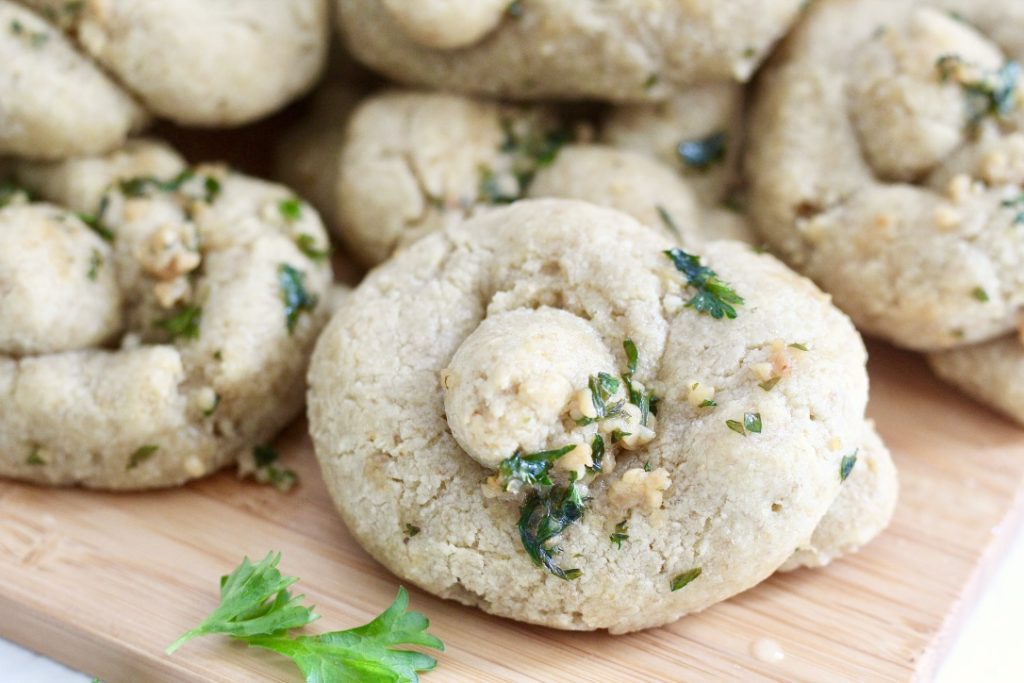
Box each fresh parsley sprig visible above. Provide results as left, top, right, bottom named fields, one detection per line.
left=167, top=553, right=444, bottom=682
left=664, top=248, right=744, bottom=319
left=518, top=483, right=588, bottom=580
left=166, top=552, right=318, bottom=653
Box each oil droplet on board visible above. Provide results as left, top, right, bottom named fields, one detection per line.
left=751, top=637, right=785, bottom=663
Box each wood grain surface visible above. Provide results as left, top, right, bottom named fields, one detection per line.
left=1, top=343, right=1023, bottom=682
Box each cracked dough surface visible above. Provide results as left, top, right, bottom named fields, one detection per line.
left=280, top=88, right=753, bottom=266
left=747, top=0, right=1024, bottom=351
left=0, top=139, right=334, bottom=489
left=335, top=0, right=803, bottom=101
left=1, top=0, right=328, bottom=159
left=308, top=199, right=885, bottom=632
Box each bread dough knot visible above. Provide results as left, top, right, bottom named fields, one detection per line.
left=442, top=307, right=616, bottom=469
left=848, top=7, right=1009, bottom=181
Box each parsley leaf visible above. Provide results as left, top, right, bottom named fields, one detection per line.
left=127, top=445, right=159, bottom=470
left=840, top=450, right=858, bottom=482
left=518, top=483, right=587, bottom=580
left=497, top=445, right=576, bottom=489
left=576, top=372, right=625, bottom=425
left=610, top=520, right=629, bottom=549
left=677, top=132, right=727, bottom=171
left=655, top=205, right=683, bottom=240
left=279, top=197, right=303, bottom=222
left=166, top=552, right=318, bottom=654
left=664, top=248, right=744, bottom=319
left=297, top=234, right=331, bottom=261
left=621, top=339, right=657, bottom=426
left=159, top=305, right=202, bottom=341
left=251, top=445, right=299, bottom=492
left=937, top=55, right=1020, bottom=125
left=245, top=587, right=443, bottom=683
left=588, top=434, right=605, bottom=473
left=744, top=412, right=763, bottom=434
left=670, top=567, right=702, bottom=591
left=279, top=264, right=319, bottom=334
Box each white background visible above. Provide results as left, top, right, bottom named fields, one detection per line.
left=3, top=526, right=1024, bottom=682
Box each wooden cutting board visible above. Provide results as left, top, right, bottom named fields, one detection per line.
left=1, top=343, right=1023, bottom=683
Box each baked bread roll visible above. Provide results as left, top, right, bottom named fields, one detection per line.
left=308, top=199, right=894, bottom=631
left=0, top=139, right=334, bottom=488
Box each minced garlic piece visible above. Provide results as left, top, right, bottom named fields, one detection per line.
left=687, top=381, right=715, bottom=408
left=933, top=205, right=961, bottom=232
left=752, top=362, right=774, bottom=382
left=139, top=225, right=201, bottom=280
left=555, top=441, right=594, bottom=479
left=609, top=467, right=672, bottom=513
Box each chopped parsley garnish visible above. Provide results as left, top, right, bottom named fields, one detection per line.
left=252, top=445, right=298, bottom=493
left=119, top=170, right=220, bottom=202
left=404, top=524, right=421, bottom=538
left=1001, top=193, right=1024, bottom=224
left=0, top=181, right=28, bottom=209
left=972, top=287, right=990, bottom=302
left=518, top=482, right=587, bottom=580
left=699, top=399, right=717, bottom=408
left=477, top=169, right=519, bottom=204
left=167, top=553, right=444, bottom=680
left=758, top=376, right=781, bottom=392
left=664, top=248, right=744, bottom=319
left=279, top=197, right=302, bottom=222
left=643, top=460, right=652, bottom=472
left=26, top=447, right=44, bottom=466
left=479, top=120, right=572, bottom=204
left=589, top=434, right=605, bottom=473
left=677, top=132, right=727, bottom=171
left=610, top=520, right=629, bottom=549
left=670, top=567, right=702, bottom=591
left=279, top=264, right=318, bottom=334
left=497, top=444, right=576, bottom=489
left=10, top=19, right=48, bottom=46
left=937, top=55, right=1020, bottom=125
left=87, top=248, right=102, bottom=281
left=644, top=73, right=659, bottom=89
left=203, top=393, right=221, bottom=417
left=159, top=305, right=202, bottom=341
left=789, top=342, right=809, bottom=351
left=610, top=429, right=630, bottom=444
left=656, top=205, right=683, bottom=240
left=727, top=413, right=762, bottom=436
left=127, top=444, right=159, bottom=470
left=840, top=450, right=858, bottom=482
left=296, top=234, right=330, bottom=261
left=621, top=339, right=657, bottom=426
left=576, top=372, right=625, bottom=426
left=78, top=207, right=115, bottom=242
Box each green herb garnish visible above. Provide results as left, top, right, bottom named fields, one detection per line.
left=840, top=450, right=858, bottom=482
left=506, top=0, right=523, bottom=18
left=159, top=305, right=202, bottom=341
left=26, top=447, right=44, bottom=466
left=168, top=553, right=442, bottom=681
left=789, top=342, right=809, bottom=351
left=127, top=444, right=159, bottom=470
left=279, top=264, right=318, bottom=334
left=610, top=520, right=629, bottom=549
left=498, top=444, right=576, bottom=489
left=0, top=181, right=28, bottom=209
left=576, top=372, right=625, bottom=426
left=726, top=419, right=746, bottom=436
left=296, top=234, right=330, bottom=261
left=78, top=209, right=114, bottom=243
left=699, top=399, right=717, bottom=408
left=656, top=205, right=683, bottom=240
left=252, top=445, right=298, bottom=493
left=744, top=412, right=762, bottom=434
left=518, top=482, right=587, bottom=580
left=404, top=524, right=421, bottom=538
left=589, top=434, right=605, bottom=473
left=670, top=567, right=702, bottom=591
left=621, top=339, right=657, bottom=426
left=1002, top=193, right=1024, bottom=224
left=87, top=248, right=102, bottom=281
left=279, top=197, right=302, bottom=222
left=677, top=132, right=727, bottom=171
left=664, top=248, right=744, bottom=319
left=758, top=376, right=781, bottom=392
left=937, top=55, right=1020, bottom=125
left=972, top=287, right=990, bottom=302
